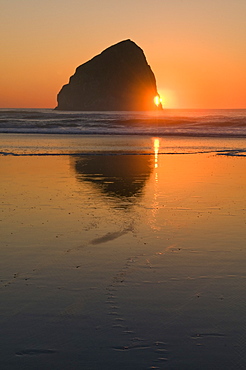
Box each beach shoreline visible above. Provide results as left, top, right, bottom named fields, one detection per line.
left=1, top=134, right=246, bottom=369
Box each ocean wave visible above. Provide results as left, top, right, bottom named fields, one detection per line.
left=0, top=108, right=246, bottom=137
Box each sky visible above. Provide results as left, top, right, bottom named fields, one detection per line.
left=1, top=0, right=246, bottom=109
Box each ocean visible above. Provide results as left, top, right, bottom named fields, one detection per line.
left=0, top=108, right=246, bottom=136
left=1, top=108, right=246, bottom=157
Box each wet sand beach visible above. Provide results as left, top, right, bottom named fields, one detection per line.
left=1, top=134, right=246, bottom=369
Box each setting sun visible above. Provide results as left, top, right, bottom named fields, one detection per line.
left=154, top=96, right=163, bottom=107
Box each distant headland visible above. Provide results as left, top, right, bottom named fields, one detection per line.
left=55, top=39, right=162, bottom=111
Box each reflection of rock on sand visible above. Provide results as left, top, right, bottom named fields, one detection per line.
left=72, top=154, right=152, bottom=200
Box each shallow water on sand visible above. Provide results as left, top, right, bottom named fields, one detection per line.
left=0, top=135, right=246, bottom=369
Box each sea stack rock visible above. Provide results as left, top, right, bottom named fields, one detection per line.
left=56, top=39, right=162, bottom=111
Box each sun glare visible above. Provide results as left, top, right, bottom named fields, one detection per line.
left=154, top=95, right=163, bottom=107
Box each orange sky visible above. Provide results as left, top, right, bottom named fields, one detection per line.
left=1, top=0, right=246, bottom=109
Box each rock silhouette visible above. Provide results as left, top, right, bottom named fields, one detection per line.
left=56, top=39, right=162, bottom=111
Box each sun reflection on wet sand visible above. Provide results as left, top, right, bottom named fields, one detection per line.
left=149, top=138, right=161, bottom=231
left=154, top=138, right=160, bottom=169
